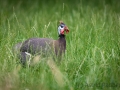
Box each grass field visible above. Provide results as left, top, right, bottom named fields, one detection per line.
left=0, top=0, right=120, bottom=90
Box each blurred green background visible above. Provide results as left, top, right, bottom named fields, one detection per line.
left=0, top=0, right=120, bottom=90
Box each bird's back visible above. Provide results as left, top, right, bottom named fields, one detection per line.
left=20, top=38, right=54, bottom=55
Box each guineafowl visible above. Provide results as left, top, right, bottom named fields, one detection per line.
left=13, top=21, right=69, bottom=65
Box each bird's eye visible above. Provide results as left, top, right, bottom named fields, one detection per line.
left=61, top=26, right=64, bottom=28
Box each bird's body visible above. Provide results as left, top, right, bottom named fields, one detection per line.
left=13, top=21, right=69, bottom=66
left=20, top=35, right=66, bottom=56
left=20, top=38, right=54, bottom=55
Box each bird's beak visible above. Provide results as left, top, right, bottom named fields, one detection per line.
left=64, top=26, right=69, bottom=34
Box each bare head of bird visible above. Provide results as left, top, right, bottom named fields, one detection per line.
left=58, top=21, right=69, bottom=35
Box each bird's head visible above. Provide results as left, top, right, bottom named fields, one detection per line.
left=58, top=21, right=69, bottom=36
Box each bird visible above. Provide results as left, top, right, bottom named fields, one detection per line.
left=13, top=21, right=69, bottom=66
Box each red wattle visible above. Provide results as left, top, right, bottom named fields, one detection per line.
left=60, top=29, right=64, bottom=34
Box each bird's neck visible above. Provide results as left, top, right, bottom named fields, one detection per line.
left=53, top=34, right=66, bottom=57
left=58, top=34, right=66, bottom=48
left=58, top=34, right=66, bottom=41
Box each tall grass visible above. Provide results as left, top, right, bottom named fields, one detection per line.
left=0, top=0, right=120, bottom=90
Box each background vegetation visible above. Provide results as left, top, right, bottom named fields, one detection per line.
left=0, top=0, right=120, bottom=90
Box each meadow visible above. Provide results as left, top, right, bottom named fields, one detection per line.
left=0, top=0, right=120, bottom=90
